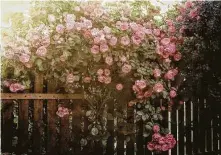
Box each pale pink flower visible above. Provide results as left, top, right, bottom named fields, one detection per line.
left=83, top=77, right=91, bottom=83
left=189, top=8, right=198, bottom=19
left=65, top=14, right=75, bottom=23
left=136, top=92, right=144, bottom=99
left=165, top=43, right=176, bottom=55
left=103, top=26, right=111, bottom=34
left=9, top=83, right=25, bottom=92
left=161, top=144, right=169, bottom=151
left=144, top=29, right=152, bottom=35
left=74, top=22, right=82, bottom=31
left=48, top=14, right=56, bottom=22
left=153, top=83, right=164, bottom=93
left=153, top=69, right=161, bottom=78
left=91, top=45, right=99, bottom=54
left=41, top=36, right=50, bottom=47
left=161, top=38, right=170, bottom=46
left=153, top=29, right=160, bottom=36
left=104, top=76, right=111, bottom=84
left=122, top=64, right=132, bottom=73
left=131, top=35, right=142, bottom=45
left=36, top=46, right=47, bottom=57
left=66, top=73, right=75, bottom=83
left=94, top=37, right=101, bottom=44
left=158, top=137, right=166, bottom=144
left=4, top=49, right=14, bottom=59
left=66, top=22, right=75, bottom=31
left=93, top=8, right=104, bottom=17
left=185, top=1, right=193, bottom=8
left=174, top=52, right=182, bottom=61
left=2, top=80, right=11, bottom=87
left=135, top=30, right=145, bottom=40
left=147, top=142, right=155, bottom=151
left=19, top=53, right=30, bottom=63
left=104, top=69, right=111, bottom=76
left=166, top=20, right=174, bottom=26
left=132, top=85, right=140, bottom=93
left=144, top=90, right=152, bottom=98
left=56, top=106, right=69, bottom=118
left=120, top=36, right=130, bottom=46
left=105, top=56, right=113, bottom=65
left=74, top=6, right=81, bottom=12
left=153, top=125, right=160, bottom=133
left=98, top=76, right=105, bottom=83
left=176, top=15, right=183, bottom=22
left=120, top=22, right=129, bottom=31
left=120, top=56, right=127, bottom=62
left=83, top=19, right=92, bottom=29
left=135, top=80, right=146, bottom=89
left=109, top=36, right=118, bottom=46
left=116, top=83, right=123, bottom=91
left=129, top=22, right=139, bottom=31
left=152, top=133, right=161, bottom=141
left=97, top=69, right=104, bottom=75
left=170, top=90, right=177, bottom=98
left=168, top=26, right=176, bottom=33
left=164, top=70, right=175, bottom=80
left=100, top=44, right=109, bottom=53
left=56, top=24, right=65, bottom=34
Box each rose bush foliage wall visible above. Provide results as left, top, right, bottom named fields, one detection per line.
left=1, top=1, right=189, bottom=152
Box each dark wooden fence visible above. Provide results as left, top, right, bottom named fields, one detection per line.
left=1, top=74, right=221, bottom=155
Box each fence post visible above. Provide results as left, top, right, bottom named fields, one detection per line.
left=33, top=73, right=44, bottom=154
left=47, top=80, right=58, bottom=154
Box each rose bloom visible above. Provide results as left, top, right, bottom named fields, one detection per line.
left=158, top=137, right=166, bottom=145
left=152, top=133, right=161, bottom=141
left=66, top=22, right=75, bottom=31
left=147, top=142, right=155, bottom=151
left=83, top=77, right=91, bottom=83
left=129, top=22, right=139, bottom=31
left=116, top=83, right=123, bottom=91
left=56, top=24, right=65, bottom=34
left=164, top=70, right=175, bottom=80
left=41, top=36, right=50, bottom=47
left=144, top=90, right=152, bottom=98
left=170, top=90, right=177, bottom=98
left=135, top=30, right=145, bottom=40
left=19, top=53, right=30, bottom=63
left=185, top=1, right=193, bottom=8
left=120, top=56, right=127, bottom=62
left=176, top=15, right=183, bottom=22
left=131, top=35, right=142, bottom=45
left=132, top=85, right=140, bottom=93
left=105, top=56, right=113, bottom=65
left=98, top=75, right=105, bottom=83
left=153, top=125, right=160, bottom=133
left=122, top=64, right=132, bottom=73
left=109, top=36, right=118, bottom=46
left=100, top=44, right=109, bottom=53
left=161, top=38, right=170, bottom=46
left=48, top=14, right=56, bottom=22
left=104, top=69, right=111, bottom=76
left=189, top=8, right=198, bottom=19
left=153, top=68, right=161, bottom=78
left=56, top=107, right=69, bottom=118
left=136, top=92, right=144, bottom=99
left=66, top=73, right=75, bottom=83
left=91, top=45, right=99, bottom=54
left=153, top=29, right=160, bottom=36
left=168, top=26, right=176, bottom=33
left=153, top=83, right=164, bottom=93
left=94, top=37, right=101, bottom=44
left=135, top=80, right=146, bottom=89
left=9, top=83, right=25, bottom=92
left=120, top=22, right=129, bottom=31
left=103, top=26, right=111, bottom=34
left=154, top=145, right=162, bottom=151
left=120, top=36, right=130, bottom=46
left=104, top=76, right=111, bottom=84
left=97, top=69, right=104, bottom=75
left=174, top=52, right=182, bottom=61
left=165, top=43, right=176, bottom=55
left=166, top=20, right=173, bottom=26
left=36, top=46, right=47, bottom=57
left=161, top=144, right=169, bottom=151
left=83, top=19, right=92, bottom=29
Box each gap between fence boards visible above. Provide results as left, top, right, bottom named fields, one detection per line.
left=1, top=93, right=84, bottom=100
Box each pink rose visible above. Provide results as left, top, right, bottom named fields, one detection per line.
left=65, top=14, right=75, bottom=23
left=161, top=38, right=170, bottom=46
left=3, top=80, right=11, bottom=87
left=109, top=36, right=118, bottom=46
left=91, top=45, right=99, bottom=54
left=56, top=106, right=69, bottom=118
left=161, top=144, right=169, bottom=151
left=174, top=52, right=182, bottom=61
left=144, top=90, right=152, bottom=98
left=83, top=19, right=92, bottom=29
left=153, top=69, right=161, bottom=78
left=100, top=44, right=109, bottom=53
left=41, top=36, right=50, bottom=47
left=120, top=36, right=130, bottom=46
left=98, top=75, right=105, bottom=83
left=185, top=1, right=193, bottom=8
left=104, top=76, right=111, bottom=84
left=83, top=77, right=91, bottom=83
left=19, top=53, right=30, bottom=63
left=179, top=6, right=186, bottom=14
left=135, top=80, right=146, bottom=89
left=168, top=26, right=176, bottom=33
left=48, top=14, right=56, bottom=22
left=152, top=133, right=161, bottom=141
left=120, top=56, right=127, bottom=62
left=36, top=46, right=47, bottom=57
left=153, top=83, right=164, bottom=93
left=131, top=35, right=142, bottom=45
left=147, top=142, right=155, bottom=151
left=153, top=29, right=160, bottom=36
left=103, top=26, right=111, bottom=34
left=9, top=83, right=25, bottom=92
left=56, top=24, right=65, bottom=34
left=116, top=83, right=123, bottom=91
left=105, top=56, right=113, bottom=65
left=122, top=64, right=132, bottom=73
left=170, top=90, right=177, bottom=98
left=176, top=15, right=183, bottom=22
left=74, top=22, right=82, bottom=31
left=104, top=69, right=111, bottom=76
left=144, top=29, right=152, bottom=35
left=166, top=20, right=173, bottom=26
left=97, top=69, right=104, bottom=75
left=164, top=70, right=175, bottom=80
left=135, top=30, right=145, bottom=40
left=132, top=85, right=140, bottom=93
left=153, top=125, right=160, bottom=133
left=136, top=92, right=144, bottom=99
left=189, top=8, right=198, bottom=19
left=154, top=145, right=162, bottom=151
left=165, top=43, right=176, bottom=55
left=120, top=22, right=129, bottom=31
left=66, top=73, right=75, bottom=83
left=159, top=137, right=166, bottom=145
left=172, top=68, right=178, bottom=76
left=129, top=22, right=139, bottom=31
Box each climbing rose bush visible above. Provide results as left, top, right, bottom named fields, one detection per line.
left=1, top=1, right=184, bottom=152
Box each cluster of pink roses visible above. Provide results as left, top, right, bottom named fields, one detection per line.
left=3, top=81, right=25, bottom=93
left=132, top=80, right=152, bottom=99
left=147, top=125, right=176, bottom=152
left=56, top=105, right=70, bottom=118
left=97, top=68, right=111, bottom=84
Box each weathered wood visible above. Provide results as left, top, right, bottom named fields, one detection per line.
left=33, top=73, right=44, bottom=154
left=1, top=93, right=84, bottom=100
left=47, top=80, right=58, bottom=155
left=17, top=97, right=29, bottom=154
left=1, top=100, right=14, bottom=152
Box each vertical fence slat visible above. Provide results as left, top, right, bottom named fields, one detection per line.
left=47, top=80, right=58, bottom=155
left=33, top=73, right=44, bottom=154
left=17, top=98, right=29, bottom=154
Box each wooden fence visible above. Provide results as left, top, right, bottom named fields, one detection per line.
left=1, top=74, right=221, bottom=155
